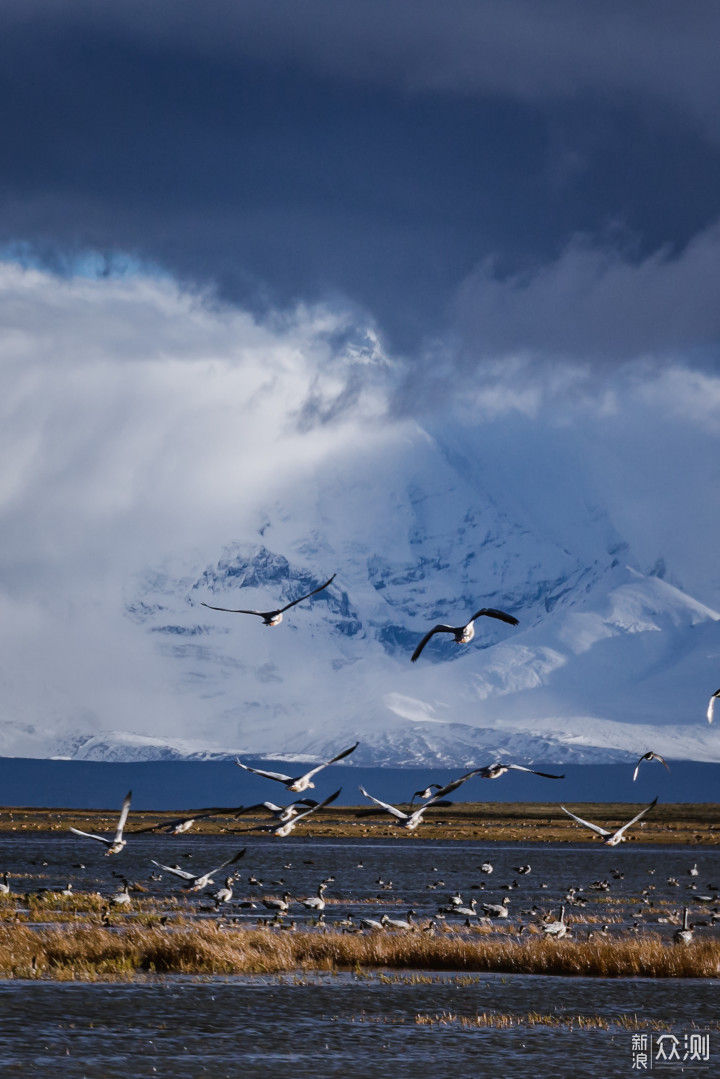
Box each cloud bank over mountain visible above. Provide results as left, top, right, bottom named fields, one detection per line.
left=1, top=265, right=719, bottom=764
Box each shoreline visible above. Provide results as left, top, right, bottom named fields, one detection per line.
left=3, top=801, right=719, bottom=845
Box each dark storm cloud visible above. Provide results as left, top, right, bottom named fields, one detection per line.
left=2, top=1, right=720, bottom=359
left=451, top=223, right=720, bottom=368
left=6, top=1, right=720, bottom=134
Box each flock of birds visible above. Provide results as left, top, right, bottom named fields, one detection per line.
left=4, top=576, right=718, bottom=948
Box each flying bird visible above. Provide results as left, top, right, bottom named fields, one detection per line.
left=475, top=763, right=565, bottom=781
left=707, top=689, right=720, bottom=724
left=411, top=607, right=519, bottom=662
left=201, top=573, right=336, bottom=626
left=232, top=798, right=319, bottom=823
left=409, top=784, right=443, bottom=804
left=561, top=797, right=658, bottom=846
left=358, top=783, right=455, bottom=831
left=151, top=848, right=246, bottom=891
left=132, top=806, right=244, bottom=835
left=250, top=790, right=342, bottom=837
left=235, top=741, right=358, bottom=792
left=632, top=752, right=670, bottom=782
left=69, top=791, right=132, bottom=855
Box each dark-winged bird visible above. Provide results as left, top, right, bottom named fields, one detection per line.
left=201, top=574, right=336, bottom=626
left=411, top=607, right=518, bottom=662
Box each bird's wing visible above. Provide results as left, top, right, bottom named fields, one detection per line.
left=411, top=626, right=454, bottom=662
left=277, top=573, right=336, bottom=614
left=133, top=817, right=189, bottom=833
left=632, top=760, right=642, bottom=782
left=130, top=821, right=163, bottom=834
left=135, top=804, right=247, bottom=829
left=292, top=788, right=341, bottom=821
left=468, top=608, right=520, bottom=627
left=69, top=827, right=111, bottom=845
left=113, top=790, right=132, bottom=843
left=708, top=690, right=720, bottom=724
left=150, top=860, right=196, bottom=880
left=205, top=848, right=246, bottom=877
left=359, top=785, right=408, bottom=820
left=427, top=768, right=484, bottom=802
left=299, top=740, right=359, bottom=782
left=507, top=764, right=565, bottom=779
left=560, top=806, right=610, bottom=837
left=616, top=796, right=658, bottom=837
left=233, top=802, right=280, bottom=816
left=235, top=759, right=293, bottom=783
left=201, top=603, right=266, bottom=616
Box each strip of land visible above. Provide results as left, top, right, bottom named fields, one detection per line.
left=2, top=802, right=719, bottom=844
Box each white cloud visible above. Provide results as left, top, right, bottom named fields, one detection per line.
left=0, top=263, right=390, bottom=594
left=1, top=260, right=719, bottom=753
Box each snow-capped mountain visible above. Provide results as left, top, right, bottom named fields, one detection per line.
left=4, top=420, right=720, bottom=765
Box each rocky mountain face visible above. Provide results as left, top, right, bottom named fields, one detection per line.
left=6, top=421, right=720, bottom=765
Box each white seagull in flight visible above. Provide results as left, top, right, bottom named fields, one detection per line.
left=201, top=574, right=336, bottom=626
left=232, top=798, right=319, bottom=823
left=632, top=752, right=670, bottom=782
left=411, top=606, right=519, bottom=662
left=707, top=689, right=720, bottom=724
left=561, top=797, right=658, bottom=846
left=69, top=791, right=132, bottom=855
left=235, top=741, right=358, bottom=792
left=474, top=762, right=565, bottom=781
left=241, top=789, right=342, bottom=837
left=358, top=786, right=445, bottom=831
left=151, top=848, right=246, bottom=891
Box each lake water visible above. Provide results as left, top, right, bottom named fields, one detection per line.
left=4, top=831, right=720, bottom=935
left=1, top=756, right=718, bottom=806
left=0, top=971, right=716, bottom=1079
left=1, top=833, right=717, bottom=1077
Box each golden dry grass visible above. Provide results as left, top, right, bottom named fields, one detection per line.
left=1, top=920, right=718, bottom=981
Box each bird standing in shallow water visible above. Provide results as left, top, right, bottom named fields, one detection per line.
left=201, top=574, right=336, bottom=626
left=674, top=907, right=693, bottom=945
left=543, top=906, right=568, bottom=938
left=410, top=607, right=519, bottom=662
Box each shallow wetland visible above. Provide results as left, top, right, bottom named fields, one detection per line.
left=0, top=807, right=718, bottom=1076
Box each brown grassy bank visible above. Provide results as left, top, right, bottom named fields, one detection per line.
left=1, top=922, right=718, bottom=981
left=2, top=801, right=720, bottom=844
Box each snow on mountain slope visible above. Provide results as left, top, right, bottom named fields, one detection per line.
left=4, top=420, right=719, bottom=765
